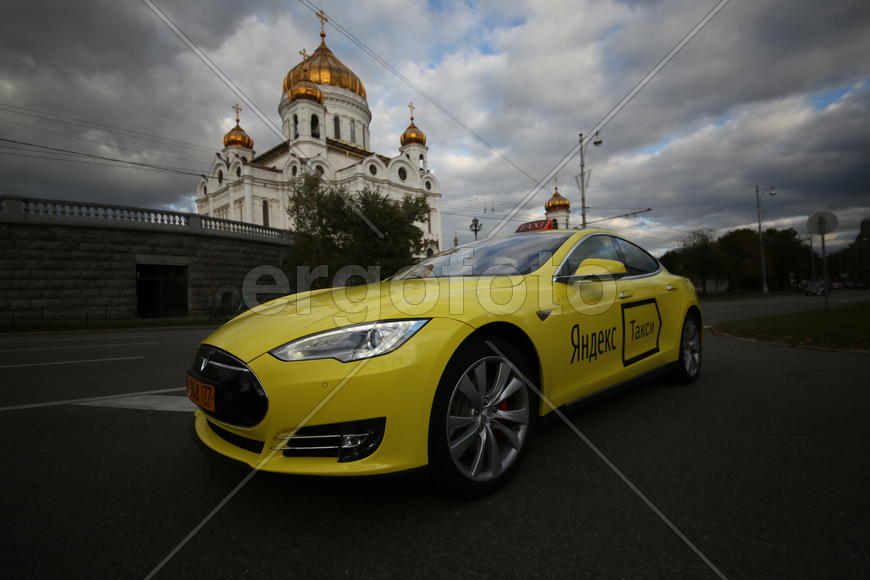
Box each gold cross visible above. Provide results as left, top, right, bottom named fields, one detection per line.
left=553, top=176, right=558, bottom=191
left=317, top=9, right=328, bottom=37
left=408, top=102, right=415, bottom=121
left=232, top=103, right=242, bottom=123
left=299, top=48, right=309, bottom=60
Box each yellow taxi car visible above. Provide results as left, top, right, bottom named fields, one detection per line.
left=188, top=229, right=702, bottom=496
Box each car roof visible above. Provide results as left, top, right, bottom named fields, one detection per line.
left=509, top=227, right=615, bottom=238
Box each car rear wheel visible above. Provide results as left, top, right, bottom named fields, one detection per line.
left=672, top=313, right=702, bottom=384
left=428, top=335, right=538, bottom=497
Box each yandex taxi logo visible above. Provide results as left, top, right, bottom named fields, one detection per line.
left=621, top=299, right=663, bottom=366
left=569, top=324, right=618, bottom=364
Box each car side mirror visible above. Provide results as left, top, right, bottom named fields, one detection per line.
left=574, top=258, right=627, bottom=278
left=555, top=258, right=627, bottom=283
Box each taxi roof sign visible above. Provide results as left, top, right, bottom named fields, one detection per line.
left=516, top=219, right=558, bottom=233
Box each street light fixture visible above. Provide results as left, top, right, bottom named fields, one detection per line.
left=575, top=131, right=603, bottom=228
left=756, top=185, right=777, bottom=294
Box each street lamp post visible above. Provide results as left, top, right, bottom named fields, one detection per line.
left=575, top=132, right=603, bottom=229
left=755, top=185, right=776, bottom=294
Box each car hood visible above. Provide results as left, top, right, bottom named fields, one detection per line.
left=201, top=277, right=528, bottom=363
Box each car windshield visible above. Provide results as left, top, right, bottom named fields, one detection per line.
left=394, top=232, right=574, bottom=279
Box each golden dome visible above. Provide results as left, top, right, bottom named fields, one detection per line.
left=400, top=103, right=426, bottom=146
left=288, top=79, right=324, bottom=104
left=283, top=31, right=366, bottom=101
left=223, top=122, right=253, bottom=149
left=544, top=188, right=571, bottom=212
left=400, top=121, right=427, bottom=146
left=223, top=104, right=253, bottom=149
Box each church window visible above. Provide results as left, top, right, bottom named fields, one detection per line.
left=316, top=165, right=325, bottom=176
left=217, top=170, right=223, bottom=185
left=202, top=185, right=207, bottom=195
left=311, top=114, right=320, bottom=138
left=293, top=114, right=299, bottom=139
left=333, top=115, right=341, bottom=140
left=426, top=248, right=434, bottom=258
left=350, top=121, right=356, bottom=144
left=419, top=154, right=425, bottom=171
left=398, top=167, right=407, bottom=181
left=291, top=165, right=298, bottom=177
left=262, top=199, right=270, bottom=227
left=235, top=167, right=241, bottom=178
left=369, top=164, right=377, bottom=176
left=425, top=180, right=431, bottom=191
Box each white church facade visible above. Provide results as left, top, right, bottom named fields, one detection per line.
left=195, top=20, right=442, bottom=255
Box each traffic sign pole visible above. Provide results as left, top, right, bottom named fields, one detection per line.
left=807, top=211, right=838, bottom=310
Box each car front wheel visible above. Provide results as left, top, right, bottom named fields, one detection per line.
left=428, top=335, right=537, bottom=497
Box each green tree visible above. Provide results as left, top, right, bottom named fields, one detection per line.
left=678, top=229, right=722, bottom=296
left=763, top=227, right=808, bottom=290
left=659, top=249, right=683, bottom=274
left=718, top=228, right=759, bottom=291
left=284, top=171, right=430, bottom=288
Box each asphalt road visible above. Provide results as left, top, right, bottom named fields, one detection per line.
left=1, top=313, right=869, bottom=578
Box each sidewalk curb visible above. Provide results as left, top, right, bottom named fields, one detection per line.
left=708, top=327, right=870, bottom=356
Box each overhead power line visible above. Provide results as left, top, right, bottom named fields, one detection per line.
left=142, top=0, right=387, bottom=239
left=0, top=137, right=204, bottom=177
left=0, top=113, right=213, bottom=168
left=296, top=0, right=543, bottom=188
left=0, top=150, right=202, bottom=176
left=0, top=101, right=215, bottom=154
left=488, top=0, right=731, bottom=238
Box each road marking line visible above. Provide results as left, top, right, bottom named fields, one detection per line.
left=0, top=333, right=163, bottom=345
left=144, top=355, right=373, bottom=580
left=486, top=340, right=728, bottom=580
left=0, top=387, right=184, bottom=412
left=0, top=356, right=144, bottom=369
left=0, top=341, right=158, bottom=352
left=76, top=394, right=195, bottom=412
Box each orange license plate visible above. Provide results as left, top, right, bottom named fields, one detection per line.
left=186, top=373, right=216, bottom=412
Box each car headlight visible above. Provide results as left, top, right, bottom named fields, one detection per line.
left=269, top=319, right=429, bottom=363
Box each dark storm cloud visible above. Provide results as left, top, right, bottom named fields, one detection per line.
left=592, top=83, right=870, bottom=253
left=0, top=0, right=270, bottom=72
left=1, top=0, right=868, bottom=251
left=591, top=0, right=870, bottom=154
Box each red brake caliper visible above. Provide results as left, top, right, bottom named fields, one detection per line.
left=498, top=400, right=509, bottom=411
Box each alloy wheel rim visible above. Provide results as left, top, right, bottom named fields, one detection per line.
left=446, top=356, right=530, bottom=482
left=682, top=319, right=701, bottom=376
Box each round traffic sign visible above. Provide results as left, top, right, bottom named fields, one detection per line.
left=807, top=211, right=838, bottom=235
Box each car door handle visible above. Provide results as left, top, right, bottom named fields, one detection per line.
left=665, top=284, right=677, bottom=291
left=619, top=291, right=634, bottom=299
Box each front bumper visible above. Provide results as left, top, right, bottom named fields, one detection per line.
left=192, top=317, right=472, bottom=476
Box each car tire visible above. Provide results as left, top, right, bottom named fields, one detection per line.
left=428, top=335, right=538, bottom=498
left=671, top=312, right=702, bottom=384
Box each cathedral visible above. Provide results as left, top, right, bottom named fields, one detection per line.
left=195, top=18, right=442, bottom=256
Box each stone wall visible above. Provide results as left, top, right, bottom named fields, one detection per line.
left=0, top=197, right=291, bottom=322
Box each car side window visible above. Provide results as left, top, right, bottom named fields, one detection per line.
left=558, top=235, right=621, bottom=276
left=614, top=238, right=659, bottom=276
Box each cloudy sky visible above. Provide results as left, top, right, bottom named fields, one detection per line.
left=2, top=0, right=869, bottom=254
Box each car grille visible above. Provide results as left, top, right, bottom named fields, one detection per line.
left=270, top=418, right=386, bottom=462
left=191, top=345, right=268, bottom=427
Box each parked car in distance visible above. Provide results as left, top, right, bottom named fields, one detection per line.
left=804, top=281, right=827, bottom=296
